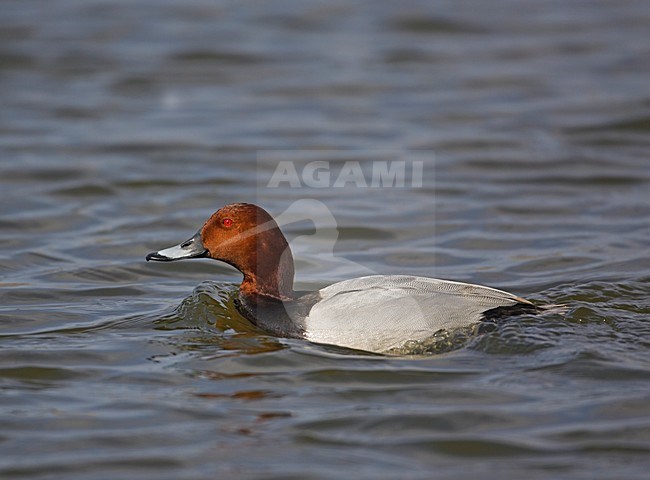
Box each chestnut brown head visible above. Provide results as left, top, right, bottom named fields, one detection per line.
left=147, top=203, right=295, bottom=300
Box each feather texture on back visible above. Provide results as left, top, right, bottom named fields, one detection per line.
left=304, top=275, right=531, bottom=352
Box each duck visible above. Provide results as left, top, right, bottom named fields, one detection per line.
left=146, top=203, right=541, bottom=353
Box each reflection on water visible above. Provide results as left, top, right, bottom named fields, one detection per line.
left=1, top=0, right=649, bottom=479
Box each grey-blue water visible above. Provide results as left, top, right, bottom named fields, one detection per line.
left=1, top=1, right=649, bottom=478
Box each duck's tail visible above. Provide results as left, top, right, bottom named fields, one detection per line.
left=482, top=302, right=568, bottom=321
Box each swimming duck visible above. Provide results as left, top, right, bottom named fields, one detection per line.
left=146, top=203, right=539, bottom=353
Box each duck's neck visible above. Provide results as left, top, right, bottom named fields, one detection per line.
left=239, top=240, right=295, bottom=302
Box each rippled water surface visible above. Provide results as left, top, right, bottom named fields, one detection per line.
left=1, top=1, right=649, bottom=478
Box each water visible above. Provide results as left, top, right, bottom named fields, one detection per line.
left=1, top=0, right=649, bottom=478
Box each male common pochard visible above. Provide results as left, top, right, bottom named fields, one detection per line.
left=146, top=203, right=541, bottom=353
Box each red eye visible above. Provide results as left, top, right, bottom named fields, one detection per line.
left=222, top=218, right=233, bottom=228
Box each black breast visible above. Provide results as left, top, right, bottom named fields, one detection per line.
left=234, top=290, right=321, bottom=339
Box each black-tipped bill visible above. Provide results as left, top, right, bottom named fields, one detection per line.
left=146, top=231, right=208, bottom=262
